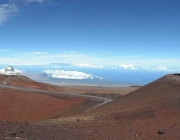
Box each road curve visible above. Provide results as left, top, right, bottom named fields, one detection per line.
left=0, top=84, right=113, bottom=112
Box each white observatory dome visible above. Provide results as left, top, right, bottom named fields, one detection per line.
left=5, top=66, right=15, bottom=72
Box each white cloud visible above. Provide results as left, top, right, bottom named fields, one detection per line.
left=142, top=66, right=169, bottom=72
left=25, top=51, right=48, bottom=55
left=25, top=0, right=50, bottom=4
left=0, top=69, right=5, bottom=73
left=15, top=68, right=23, bottom=73
left=0, top=68, right=23, bottom=74
left=26, top=0, right=43, bottom=2
left=13, top=63, right=46, bottom=65
left=119, top=64, right=136, bottom=70
left=43, top=70, right=102, bottom=80
left=0, top=0, right=50, bottom=25
left=29, top=0, right=47, bottom=2
left=155, top=66, right=167, bottom=71
left=76, top=64, right=104, bottom=69
left=142, top=67, right=151, bottom=71
left=0, top=3, right=18, bottom=25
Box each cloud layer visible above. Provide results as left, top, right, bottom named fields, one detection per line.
left=43, top=70, right=102, bottom=80
left=75, top=64, right=104, bottom=69
left=119, top=64, right=136, bottom=70
left=1, top=50, right=180, bottom=71
left=7, top=51, right=180, bottom=67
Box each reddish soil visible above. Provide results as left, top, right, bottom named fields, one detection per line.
left=1, top=74, right=180, bottom=139
left=4, top=75, right=65, bottom=92
left=0, top=87, right=89, bottom=122
left=3, top=75, right=138, bottom=97
left=60, top=85, right=138, bottom=97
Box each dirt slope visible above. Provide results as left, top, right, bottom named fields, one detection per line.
left=0, top=74, right=92, bottom=122
left=65, top=74, right=180, bottom=139
left=3, top=74, right=65, bottom=92
left=83, top=74, right=180, bottom=115
left=0, top=87, right=89, bottom=122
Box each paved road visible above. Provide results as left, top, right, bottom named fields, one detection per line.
left=0, top=84, right=113, bottom=112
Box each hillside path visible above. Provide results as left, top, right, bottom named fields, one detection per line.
left=0, top=84, right=113, bottom=112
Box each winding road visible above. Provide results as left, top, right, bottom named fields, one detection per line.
left=0, top=83, right=113, bottom=112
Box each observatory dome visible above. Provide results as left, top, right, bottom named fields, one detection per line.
left=5, top=66, right=15, bottom=72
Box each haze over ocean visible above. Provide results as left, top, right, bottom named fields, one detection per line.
left=0, top=63, right=176, bottom=86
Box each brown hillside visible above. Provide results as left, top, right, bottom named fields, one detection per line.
left=0, top=87, right=89, bottom=122
left=0, top=74, right=108, bottom=123
left=83, top=74, right=180, bottom=115
left=2, top=74, right=65, bottom=92
left=62, top=74, right=180, bottom=139
left=1, top=74, right=138, bottom=97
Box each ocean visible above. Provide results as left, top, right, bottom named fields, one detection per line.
left=0, top=64, right=173, bottom=87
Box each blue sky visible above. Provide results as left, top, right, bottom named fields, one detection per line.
left=0, top=0, right=180, bottom=67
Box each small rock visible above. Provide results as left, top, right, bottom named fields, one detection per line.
left=10, top=132, right=16, bottom=136
left=14, top=137, right=24, bottom=140
left=4, top=137, right=11, bottom=140
left=134, top=134, right=138, bottom=138
left=172, top=124, right=176, bottom=130
left=158, top=129, right=165, bottom=134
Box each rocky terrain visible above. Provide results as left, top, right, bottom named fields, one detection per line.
left=0, top=74, right=180, bottom=139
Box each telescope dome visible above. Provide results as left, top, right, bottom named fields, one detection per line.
left=5, top=66, right=14, bottom=72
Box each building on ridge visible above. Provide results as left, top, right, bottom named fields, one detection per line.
left=0, top=66, right=20, bottom=76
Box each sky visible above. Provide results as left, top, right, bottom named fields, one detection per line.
left=0, top=0, right=180, bottom=67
